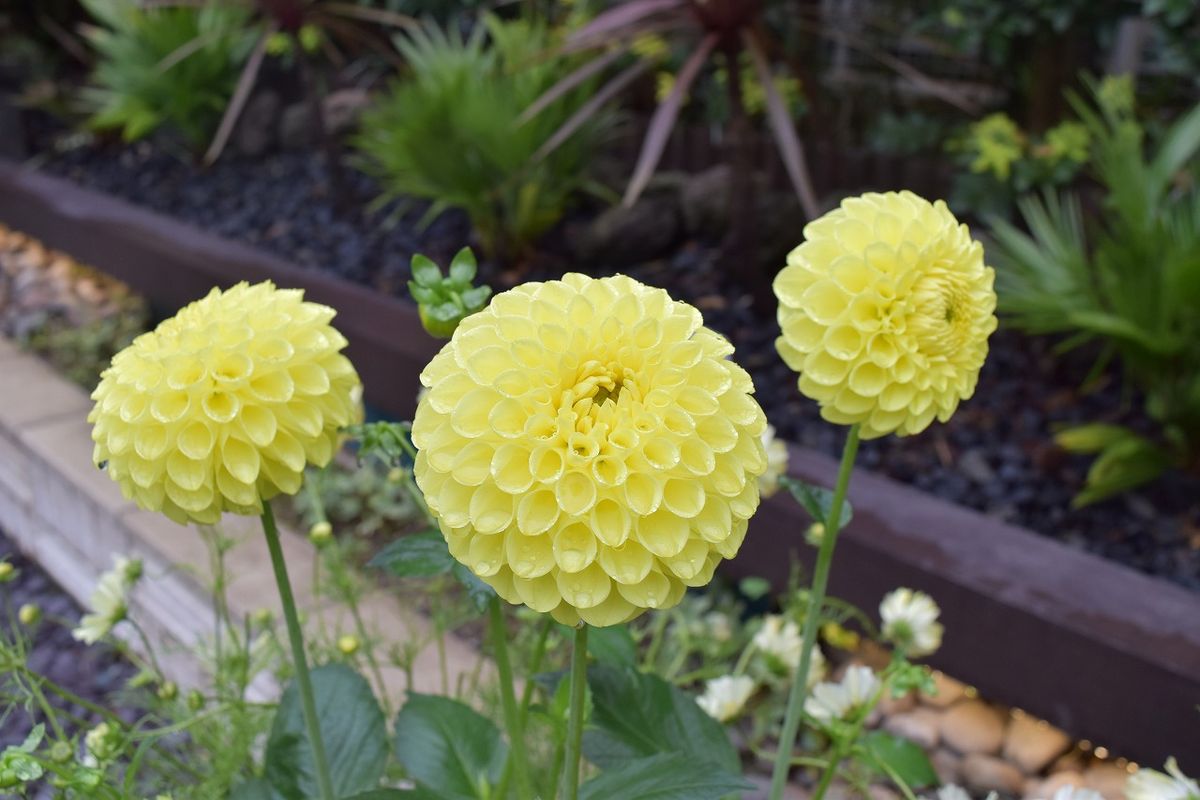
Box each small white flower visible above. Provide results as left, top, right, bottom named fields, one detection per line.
left=696, top=675, right=756, bottom=722
left=1050, top=787, right=1105, bottom=800
left=937, top=785, right=972, bottom=800
left=880, top=588, right=943, bottom=657
left=758, top=425, right=789, bottom=498
left=1127, top=759, right=1200, bottom=800
left=704, top=611, right=733, bottom=643
left=73, top=556, right=143, bottom=645
left=753, top=615, right=826, bottom=682
left=804, top=664, right=880, bottom=723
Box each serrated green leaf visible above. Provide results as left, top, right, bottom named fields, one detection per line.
left=411, top=254, right=443, bottom=286
left=583, top=666, right=740, bottom=774
left=368, top=531, right=454, bottom=578
left=393, top=694, right=506, bottom=799
left=452, top=562, right=497, bottom=613
left=342, top=791, right=419, bottom=799
left=448, top=247, right=477, bottom=285
left=229, top=779, right=280, bottom=800
left=264, top=664, right=388, bottom=800
left=578, top=753, right=749, bottom=800
left=780, top=476, right=854, bottom=529
left=861, top=731, right=938, bottom=788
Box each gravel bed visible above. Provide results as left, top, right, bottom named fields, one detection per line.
left=0, top=530, right=137, bottom=749
left=27, top=142, right=1200, bottom=591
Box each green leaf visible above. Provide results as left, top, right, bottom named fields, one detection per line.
left=342, top=792, right=419, bottom=800
left=459, top=285, right=492, bottom=312
left=1054, top=423, right=1136, bottom=454
left=264, top=664, right=389, bottom=800
left=738, top=576, right=771, bottom=601
left=409, top=284, right=440, bottom=305
left=411, top=254, right=443, bottom=286
left=585, top=624, right=637, bottom=666
left=368, top=531, right=454, bottom=577
left=779, top=477, right=854, bottom=530
left=451, top=562, right=497, bottom=613
left=1075, top=435, right=1172, bottom=507
left=861, top=731, right=938, bottom=788
left=229, top=779, right=279, bottom=800
left=578, top=753, right=749, bottom=800
left=448, top=247, right=478, bottom=285
left=583, top=666, right=740, bottom=774
left=393, top=694, right=507, bottom=799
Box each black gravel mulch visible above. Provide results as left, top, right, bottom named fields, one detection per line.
left=27, top=141, right=1200, bottom=591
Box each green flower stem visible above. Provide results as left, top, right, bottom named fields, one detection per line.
left=260, top=501, right=336, bottom=800
left=768, top=423, right=861, bottom=800
left=561, top=623, right=590, bottom=800
left=518, top=616, right=555, bottom=728
left=490, top=598, right=533, bottom=800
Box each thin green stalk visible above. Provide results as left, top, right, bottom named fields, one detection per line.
left=811, top=680, right=888, bottom=800
left=561, top=624, right=589, bottom=800
left=518, top=616, right=554, bottom=729
left=260, top=501, right=336, bottom=800
left=328, top=545, right=394, bottom=718
left=490, top=599, right=533, bottom=800
left=768, top=424, right=861, bottom=800
left=641, top=609, right=669, bottom=670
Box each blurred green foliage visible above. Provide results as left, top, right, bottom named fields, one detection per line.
left=353, top=14, right=608, bottom=262
left=80, top=0, right=257, bottom=146
left=989, top=79, right=1200, bottom=504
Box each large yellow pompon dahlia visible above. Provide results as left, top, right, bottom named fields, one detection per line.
left=89, top=281, right=362, bottom=525
left=774, top=191, right=997, bottom=439
left=412, top=274, right=768, bottom=627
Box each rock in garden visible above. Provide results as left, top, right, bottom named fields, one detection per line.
left=885, top=706, right=942, bottom=749
left=922, top=672, right=968, bottom=707
left=940, top=700, right=1007, bottom=755
left=961, top=753, right=1026, bottom=795
left=878, top=689, right=917, bottom=716
left=1002, top=713, right=1071, bottom=773
left=1083, top=763, right=1131, bottom=800
left=233, top=90, right=283, bottom=157
left=280, top=88, right=371, bottom=149
left=1024, top=770, right=1086, bottom=800
left=932, top=748, right=963, bottom=785
left=574, top=194, right=681, bottom=265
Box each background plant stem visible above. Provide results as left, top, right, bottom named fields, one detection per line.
left=561, top=623, right=589, bottom=800
left=260, top=501, right=336, bottom=800
left=767, top=423, right=861, bottom=800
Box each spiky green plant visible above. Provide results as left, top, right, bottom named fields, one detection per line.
left=989, top=79, right=1200, bottom=505
left=80, top=0, right=257, bottom=146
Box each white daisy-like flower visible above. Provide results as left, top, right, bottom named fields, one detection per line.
left=753, top=615, right=825, bottom=681
left=758, top=425, right=789, bottom=498
left=804, top=664, right=880, bottom=723
left=1127, top=759, right=1200, bottom=800
left=1049, top=787, right=1105, bottom=800
left=880, top=587, right=943, bottom=657
left=73, top=556, right=143, bottom=645
left=696, top=675, right=757, bottom=722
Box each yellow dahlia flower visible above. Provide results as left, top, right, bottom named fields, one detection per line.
left=89, top=281, right=361, bottom=525
left=412, top=274, right=767, bottom=627
left=774, top=191, right=997, bottom=439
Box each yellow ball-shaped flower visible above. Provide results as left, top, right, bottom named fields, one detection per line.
left=89, top=281, right=362, bottom=525
left=412, top=274, right=768, bottom=627
left=774, top=191, right=997, bottom=439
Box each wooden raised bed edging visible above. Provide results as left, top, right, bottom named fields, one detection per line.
left=1, top=159, right=1197, bottom=764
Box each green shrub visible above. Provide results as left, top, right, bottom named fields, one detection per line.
left=352, top=14, right=607, bottom=262
left=989, top=80, right=1200, bottom=504
left=80, top=0, right=256, bottom=146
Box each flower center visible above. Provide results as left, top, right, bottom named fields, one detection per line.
left=909, top=266, right=970, bottom=357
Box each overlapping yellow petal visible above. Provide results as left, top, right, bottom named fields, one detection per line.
left=413, top=274, right=767, bottom=626
left=774, top=191, right=997, bottom=438
left=89, top=281, right=362, bottom=524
